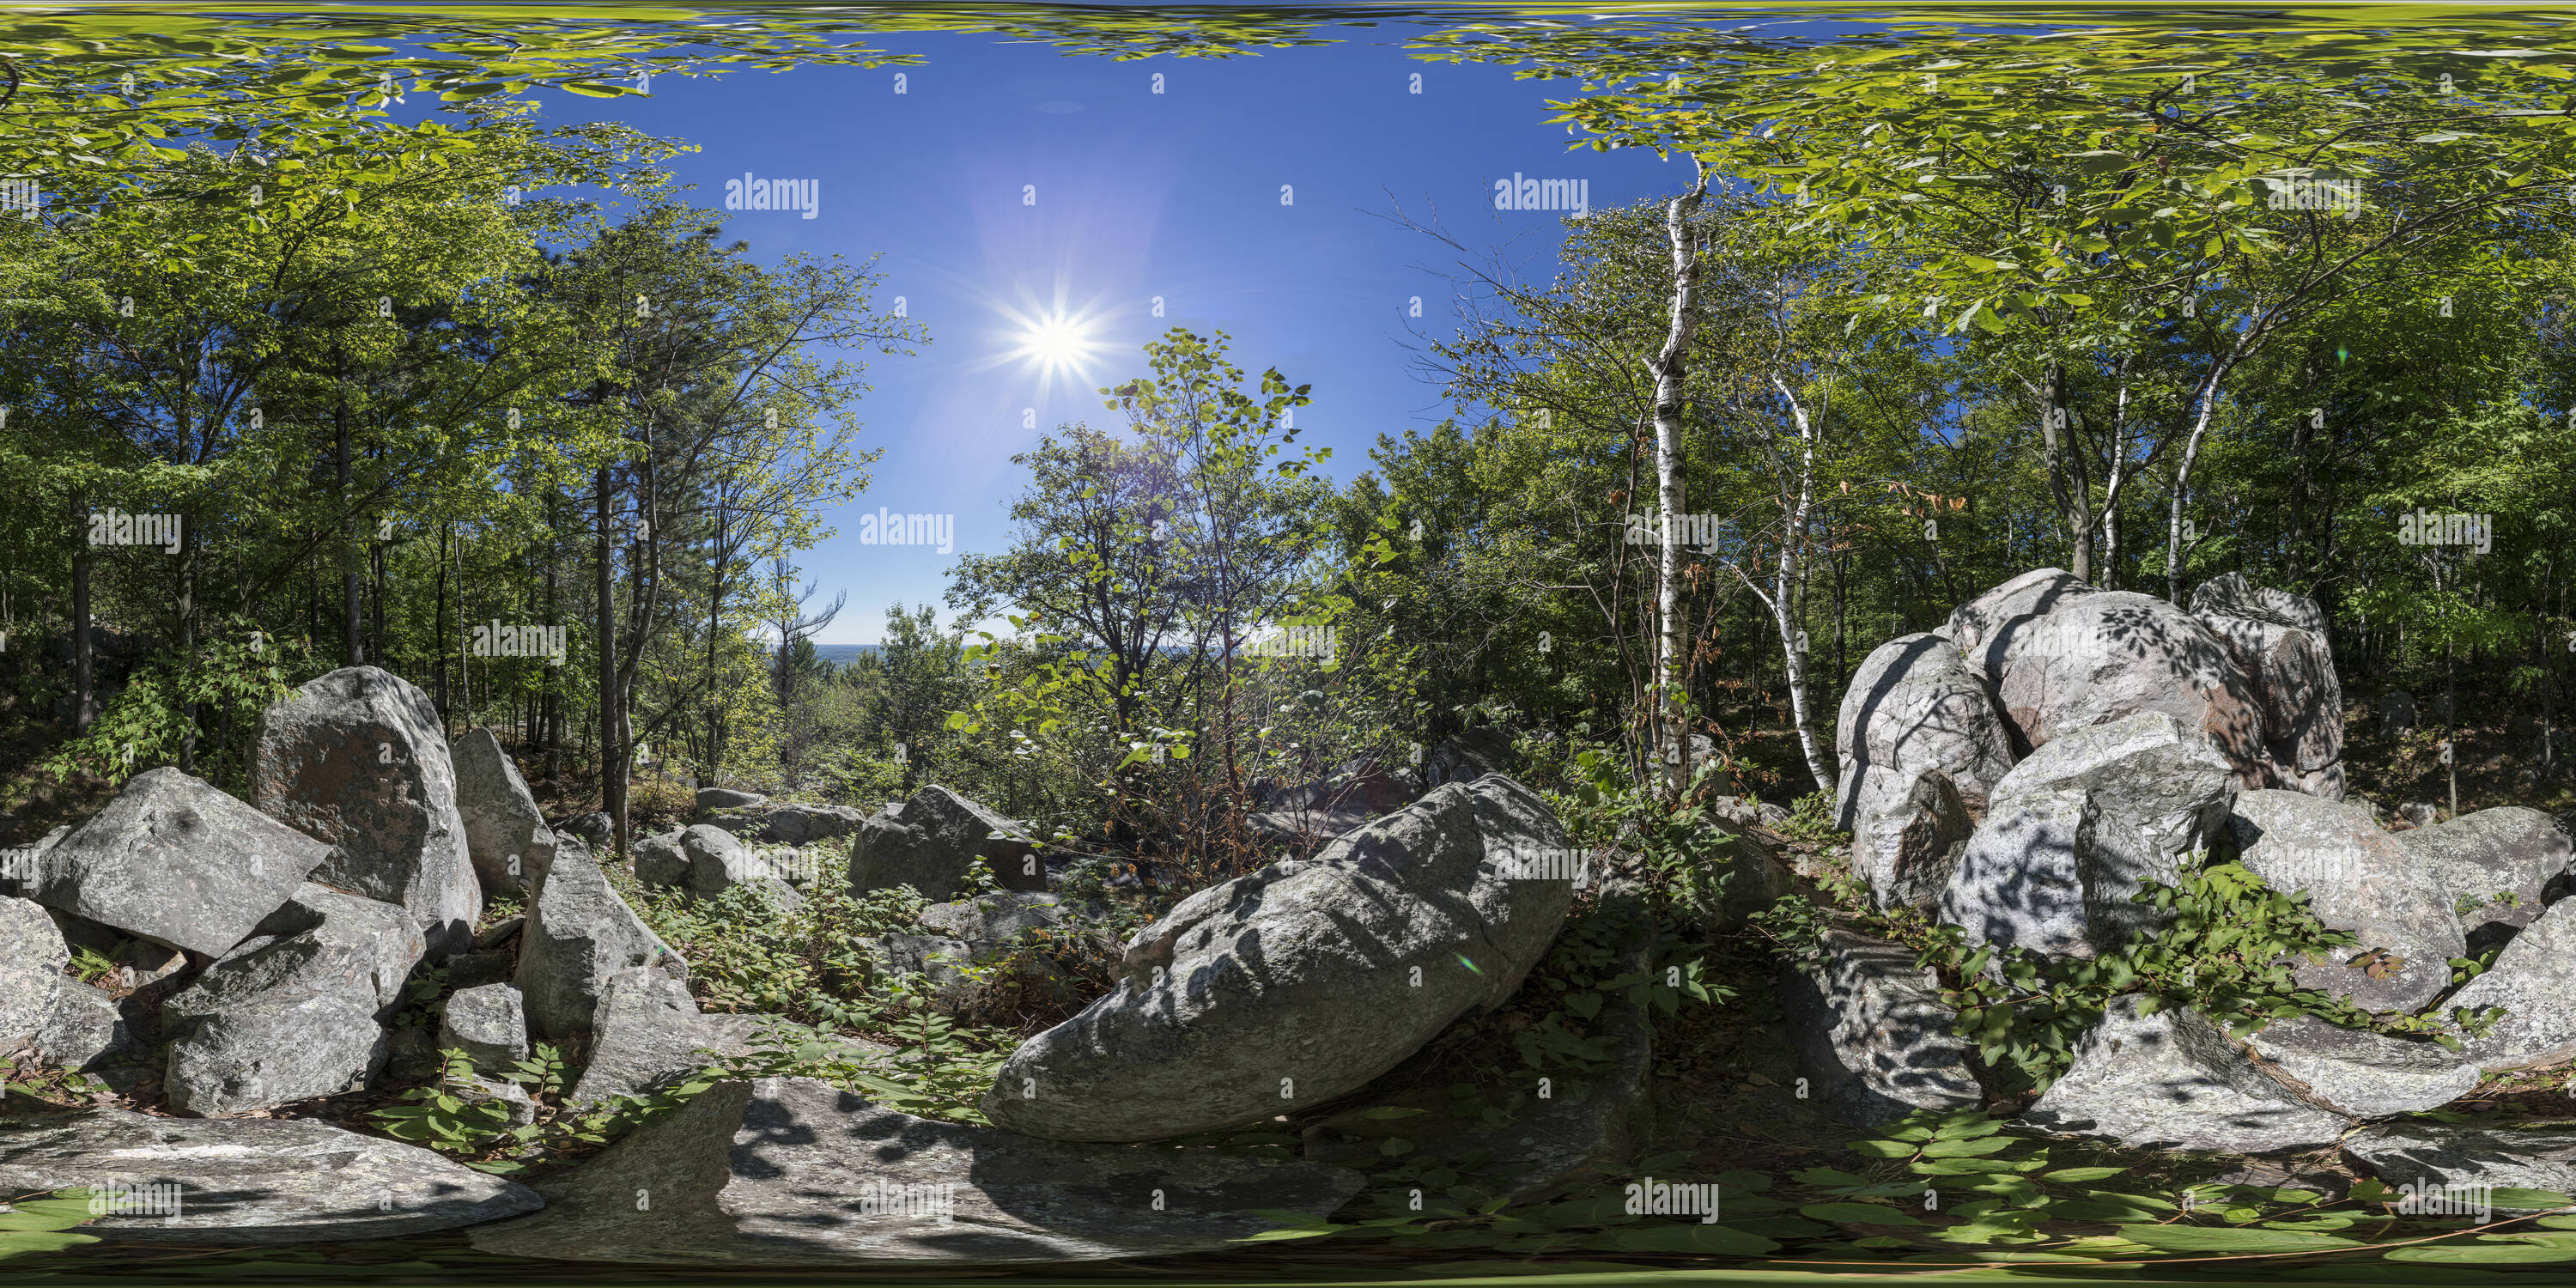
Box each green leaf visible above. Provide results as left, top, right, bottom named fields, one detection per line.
left=2042, top=1166, right=2129, bottom=1182
left=2385, top=1239, right=2576, bottom=1264
left=2115, top=1224, right=2360, bottom=1253
left=1800, top=1202, right=1927, bottom=1226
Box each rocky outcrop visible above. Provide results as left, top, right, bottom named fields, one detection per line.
left=982, top=774, right=1577, bottom=1142
left=32, top=767, right=331, bottom=957
left=2230, top=790, right=2464, bottom=1014
left=697, top=787, right=769, bottom=810
left=848, top=786, right=1048, bottom=901
left=2019, top=997, right=2347, bottom=1154
left=517, top=848, right=688, bottom=1045
left=252, top=667, right=479, bottom=958
left=469, top=1076, right=1365, bottom=1266
left=1832, top=632, right=2015, bottom=835
left=2344, top=1122, right=2576, bottom=1211
left=1947, top=567, right=2099, bottom=689
left=2397, top=807, right=2573, bottom=947
left=2230, top=1015, right=2479, bottom=1117
left=2445, top=898, right=2576, bottom=1072
left=1851, top=768, right=1972, bottom=914
left=0, top=896, right=124, bottom=1069
left=161, top=884, right=422, bottom=1115
left=0, top=1103, right=540, bottom=1242
left=566, top=967, right=762, bottom=1105
left=2191, top=574, right=2345, bottom=800
left=1995, top=591, right=2277, bottom=791
left=1776, top=922, right=1981, bottom=1126
left=451, top=727, right=556, bottom=897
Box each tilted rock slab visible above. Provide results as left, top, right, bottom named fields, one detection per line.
left=2020, top=996, right=2348, bottom=1154
left=981, top=774, right=1577, bottom=1142
left=517, top=848, right=689, bottom=1045
left=2345, top=1121, right=2576, bottom=1212
left=0, top=1103, right=540, bottom=1242
left=1776, top=922, right=1981, bottom=1127
left=253, top=667, right=479, bottom=958
left=469, top=1076, right=1364, bottom=1266
left=2398, top=807, right=2573, bottom=947
left=33, top=767, right=331, bottom=957
left=2229, top=1014, right=2478, bottom=1117
left=1851, top=767, right=1973, bottom=914
left=1996, top=591, right=2280, bottom=791
left=1940, top=712, right=2236, bottom=961
left=2445, top=897, right=2576, bottom=1071
left=161, top=884, right=422, bottom=1115
left=2191, top=574, right=2345, bottom=801
left=1947, top=567, right=2099, bottom=690
left=2231, top=789, right=2464, bottom=1015
left=0, top=896, right=123, bottom=1069
left=849, top=786, right=1048, bottom=901
left=450, top=726, right=556, bottom=897
left=1832, top=632, right=2016, bottom=836
left=567, top=966, right=763, bottom=1105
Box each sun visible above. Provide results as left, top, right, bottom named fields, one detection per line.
left=999, top=302, right=1113, bottom=398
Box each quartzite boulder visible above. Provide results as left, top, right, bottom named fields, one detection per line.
left=33, top=767, right=331, bottom=957
left=450, top=726, right=556, bottom=897
left=253, top=667, right=480, bottom=958
left=161, top=884, right=422, bottom=1115
left=1996, top=591, right=2278, bottom=791
left=1941, top=787, right=2096, bottom=961
left=696, top=787, right=768, bottom=811
left=703, top=802, right=870, bottom=846
left=469, top=1076, right=1365, bottom=1266
left=2444, top=898, right=2576, bottom=1072
left=1947, top=567, right=2099, bottom=690
left=2397, top=807, right=2573, bottom=946
left=2231, top=790, right=2464, bottom=1014
left=2191, top=574, right=2345, bottom=800
left=0, top=1103, right=541, bottom=1242
left=2020, top=996, right=2348, bottom=1154
left=981, top=774, right=1577, bottom=1142
left=517, top=848, right=688, bottom=1044
left=848, top=786, right=1046, bottom=902
left=0, top=896, right=123, bottom=1069
left=1850, top=767, right=1973, bottom=915
left=438, top=982, right=531, bottom=1077
left=2231, top=1014, right=2479, bottom=1117
left=1776, top=923, right=1981, bottom=1127
left=1832, top=632, right=2017, bottom=835
left=566, top=967, right=762, bottom=1105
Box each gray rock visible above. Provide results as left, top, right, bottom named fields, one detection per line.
left=2401, top=800, right=2441, bottom=828
left=0, top=1103, right=542, bottom=1242
left=457, top=1072, right=539, bottom=1127
left=1693, top=820, right=1793, bottom=933
left=2381, top=691, right=2418, bottom=736
left=2399, top=807, right=2573, bottom=944
left=916, top=891, right=1084, bottom=942
left=252, top=667, right=480, bottom=959
left=1851, top=768, right=1971, bottom=914
left=2344, top=1122, right=2576, bottom=1211
left=517, top=848, right=688, bottom=1045
left=0, top=896, right=125, bottom=1070
left=451, top=726, right=556, bottom=897
left=1424, top=728, right=1516, bottom=788
left=2231, top=1014, right=2479, bottom=1117
left=567, top=967, right=761, bottom=1105
left=696, top=787, right=768, bottom=810
left=385, top=1025, right=442, bottom=1084
left=439, top=983, right=529, bottom=1076
left=161, top=884, right=423, bottom=1115
left=445, top=950, right=515, bottom=991
left=633, top=829, right=689, bottom=887
left=1947, top=567, right=2099, bottom=687
left=33, top=767, right=331, bottom=957
left=2019, top=996, right=2348, bottom=1154
left=704, top=802, right=870, bottom=846
left=2447, top=898, right=2576, bottom=1071
left=2231, top=789, right=2464, bottom=1014
left=861, top=933, right=1071, bottom=1018
left=474, top=915, right=526, bottom=950
left=678, top=824, right=802, bottom=908
left=468, top=1076, right=1367, bottom=1266
left=1996, top=591, right=2280, bottom=791
left=2193, top=574, right=2344, bottom=801
left=983, top=774, right=1577, bottom=1142
left=559, top=812, right=613, bottom=852
left=1832, top=632, right=2016, bottom=833
left=1776, top=923, right=1982, bottom=1127
left=1939, top=787, right=2097, bottom=961
left=849, top=786, right=1046, bottom=901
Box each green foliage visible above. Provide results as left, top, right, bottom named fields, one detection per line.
left=1771, top=790, right=1844, bottom=846
left=0, top=1189, right=100, bottom=1261
left=63, top=948, right=117, bottom=986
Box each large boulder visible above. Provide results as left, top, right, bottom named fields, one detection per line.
left=468, top=1076, right=1365, bottom=1266
left=1947, top=567, right=2098, bottom=688
left=32, top=767, right=331, bottom=957
left=2445, top=898, right=2576, bottom=1072
left=566, top=967, right=762, bottom=1105
left=2191, top=574, right=2345, bottom=800
left=696, top=787, right=768, bottom=810
left=1851, top=769, right=1973, bottom=915
left=2229, top=1015, right=2478, bottom=1117
left=437, top=982, right=530, bottom=1078
left=918, top=891, right=1089, bottom=942
left=0, top=1103, right=540, bottom=1242
left=450, top=726, right=556, bottom=897
left=702, top=802, right=870, bottom=846
left=252, top=666, right=480, bottom=959
left=2019, top=996, right=2348, bottom=1154
left=981, top=774, right=1577, bottom=1142
left=2397, top=807, right=2573, bottom=947
left=0, top=896, right=124, bottom=1070
left=2344, top=1122, right=2576, bottom=1212
left=1832, top=632, right=2016, bottom=834
left=1776, top=923, right=1981, bottom=1127
left=641, top=825, right=803, bottom=908
left=2230, top=790, right=2464, bottom=1014
left=517, top=848, right=689, bottom=1044
left=161, top=885, right=424, bottom=1115
left=848, top=786, right=1046, bottom=901
left=1995, top=591, right=2278, bottom=791
left=1940, top=712, right=2236, bottom=960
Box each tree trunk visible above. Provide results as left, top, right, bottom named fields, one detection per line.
left=596, top=465, right=626, bottom=857
left=1645, top=162, right=1710, bottom=795
left=2038, top=360, right=2093, bottom=580
left=73, top=489, right=94, bottom=731
left=2167, top=359, right=2235, bottom=605
left=1769, top=374, right=1836, bottom=797
left=338, top=343, right=361, bottom=665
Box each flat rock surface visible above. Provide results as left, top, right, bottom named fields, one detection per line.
left=2020, top=996, right=2348, bottom=1155
left=470, top=1076, right=1364, bottom=1266
left=2344, top=1121, right=2576, bottom=1210
left=0, top=1103, right=541, bottom=1242
left=33, top=767, right=331, bottom=957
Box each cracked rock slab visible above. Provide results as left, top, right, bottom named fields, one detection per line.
left=2020, top=996, right=2348, bottom=1154
left=33, top=767, right=331, bottom=957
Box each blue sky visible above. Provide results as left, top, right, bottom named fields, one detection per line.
left=532, top=26, right=1702, bottom=642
